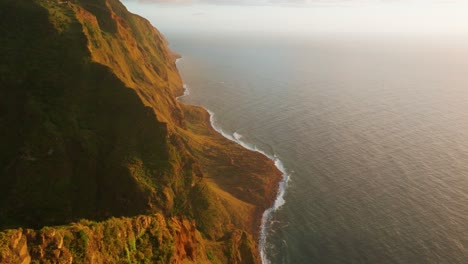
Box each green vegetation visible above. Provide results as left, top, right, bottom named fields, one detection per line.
left=0, top=0, right=173, bottom=229
left=0, top=0, right=280, bottom=263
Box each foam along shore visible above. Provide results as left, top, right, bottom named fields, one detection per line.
left=176, top=84, right=190, bottom=100
left=206, top=109, right=291, bottom=264
left=174, top=58, right=290, bottom=263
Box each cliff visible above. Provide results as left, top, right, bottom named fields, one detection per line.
left=0, top=0, right=282, bottom=263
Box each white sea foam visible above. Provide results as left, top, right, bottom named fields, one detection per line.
left=233, top=131, right=242, bottom=140
left=176, top=83, right=190, bottom=99
left=175, top=58, right=288, bottom=264
left=205, top=109, right=290, bottom=264
left=260, top=158, right=290, bottom=264
left=182, top=84, right=190, bottom=96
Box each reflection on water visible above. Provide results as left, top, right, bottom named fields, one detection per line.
left=122, top=2, right=468, bottom=263
left=173, top=34, right=468, bottom=263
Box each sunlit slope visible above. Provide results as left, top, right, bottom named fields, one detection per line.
left=0, top=0, right=281, bottom=263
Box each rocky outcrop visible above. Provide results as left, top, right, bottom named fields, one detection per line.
left=0, top=214, right=209, bottom=264
left=0, top=230, right=31, bottom=264
left=0, top=214, right=262, bottom=263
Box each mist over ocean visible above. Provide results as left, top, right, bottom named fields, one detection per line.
left=124, top=2, right=468, bottom=263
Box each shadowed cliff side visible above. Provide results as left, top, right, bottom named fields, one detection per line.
left=0, top=0, right=282, bottom=263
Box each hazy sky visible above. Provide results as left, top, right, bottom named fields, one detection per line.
left=123, top=0, right=468, bottom=5
left=127, top=0, right=357, bottom=4
left=122, top=0, right=468, bottom=38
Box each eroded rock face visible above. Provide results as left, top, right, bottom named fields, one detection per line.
left=0, top=214, right=258, bottom=263
left=0, top=230, right=31, bottom=264
left=26, top=228, right=73, bottom=264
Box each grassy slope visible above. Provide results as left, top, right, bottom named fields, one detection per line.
left=0, top=0, right=282, bottom=263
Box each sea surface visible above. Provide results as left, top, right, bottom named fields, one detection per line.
left=124, top=3, right=468, bottom=263
left=173, top=33, right=468, bottom=263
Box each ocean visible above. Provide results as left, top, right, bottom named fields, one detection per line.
left=124, top=3, right=468, bottom=263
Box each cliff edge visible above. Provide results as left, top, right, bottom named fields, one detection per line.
left=0, top=0, right=282, bottom=263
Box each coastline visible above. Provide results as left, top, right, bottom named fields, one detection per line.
left=0, top=0, right=282, bottom=262
left=207, top=108, right=291, bottom=264
left=175, top=58, right=290, bottom=264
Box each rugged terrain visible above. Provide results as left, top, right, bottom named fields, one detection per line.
left=0, top=0, right=282, bottom=263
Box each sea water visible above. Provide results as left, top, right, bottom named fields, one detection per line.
left=124, top=3, right=468, bottom=263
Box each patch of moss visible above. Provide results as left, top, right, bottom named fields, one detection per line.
left=128, top=237, right=136, bottom=251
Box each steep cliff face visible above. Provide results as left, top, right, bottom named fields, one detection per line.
left=0, top=0, right=282, bottom=263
